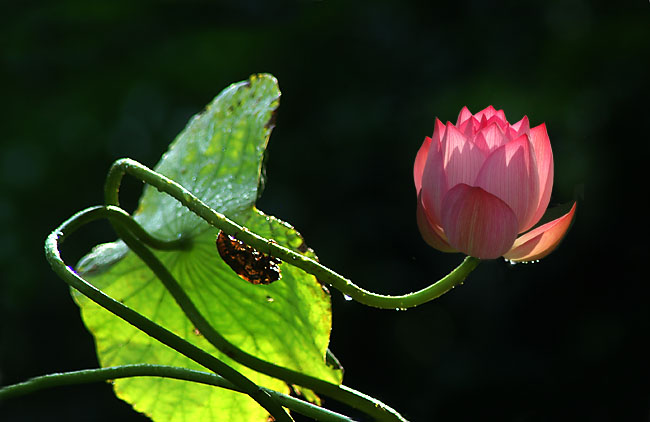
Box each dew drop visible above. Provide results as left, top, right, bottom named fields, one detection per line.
left=343, top=294, right=353, bottom=301
left=504, top=258, right=518, bottom=267
left=266, top=296, right=274, bottom=303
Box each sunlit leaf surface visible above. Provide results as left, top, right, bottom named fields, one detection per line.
left=74, top=74, right=342, bottom=421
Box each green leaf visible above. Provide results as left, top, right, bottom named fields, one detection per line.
left=73, top=74, right=342, bottom=422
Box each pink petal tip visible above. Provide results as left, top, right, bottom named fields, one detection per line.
left=504, top=202, right=576, bottom=262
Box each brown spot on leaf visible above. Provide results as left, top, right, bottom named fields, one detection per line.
left=297, top=241, right=309, bottom=253
left=264, top=107, right=278, bottom=129
left=216, top=231, right=281, bottom=285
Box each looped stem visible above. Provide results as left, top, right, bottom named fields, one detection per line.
left=105, top=158, right=480, bottom=309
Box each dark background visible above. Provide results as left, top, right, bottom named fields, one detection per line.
left=1, top=0, right=648, bottom=421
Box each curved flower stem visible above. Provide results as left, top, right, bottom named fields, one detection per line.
left=102, top=206, right=407, bottom=421
left=44, top=207, right=294, bottom=422
left=105, top=158, right=481, bottom=309
left=0, top=365, right=355, bottom=422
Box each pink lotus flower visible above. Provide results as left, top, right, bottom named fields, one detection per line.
left=414, top=106, right=575, bottom=261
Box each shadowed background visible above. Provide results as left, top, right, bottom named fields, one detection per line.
left=1, top=0, right=648, bottom=420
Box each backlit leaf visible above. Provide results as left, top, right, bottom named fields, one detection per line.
left=74, top=74, right=341, bottom=422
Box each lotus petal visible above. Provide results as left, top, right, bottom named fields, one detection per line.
left=456, top=106, right=473, bottom=126
left=527, top=123, right=554, bottom=228
left=479, top=114, right=508, bottom=132
left=475, top=122, right=507, bottom=153
left=414, top=136, right=431, bottom=193
left=417, top=193, right=455, bottom=252
left=504, top=202, right=576, bottom=262
left=474, top=105, right=499, bottom=122
left=440, top=184, right=519, bottom=259
left=442, top=123, right=487, bottom=188
left=510, top=115, right=530, bottom=137
left=421, top=136, right=448, bottom=223
left=475, top=134, right=539, bottom=232
left=432, top=117, right=446, bottom=143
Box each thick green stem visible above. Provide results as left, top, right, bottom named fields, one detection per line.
left=0, top=365, right=355, bottom=422
left=43, top=206, right=293, bottom=422
left=105, top=158, right=480, bottom=309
